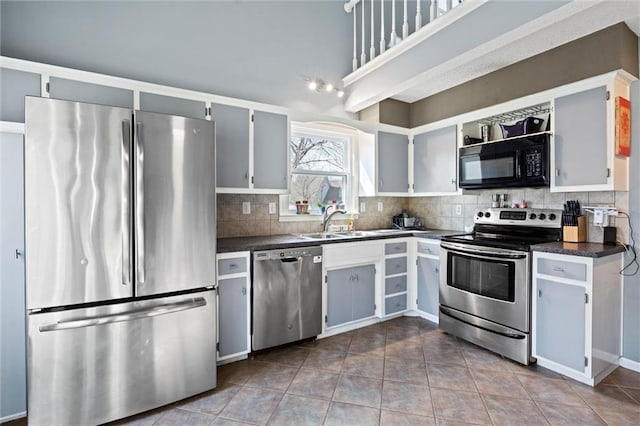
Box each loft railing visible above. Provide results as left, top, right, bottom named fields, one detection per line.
left=344, top=0, right=463, bottom=72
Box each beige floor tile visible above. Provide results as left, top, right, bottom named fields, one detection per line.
left=386, top=339, right=425, bottom=361
left=601, top=367, right=640, bottom=389
left=430, top=388, right=491, bottom=425
left=380, top=409, right=436, bottom=425
left=268, top=394, right=329, bottom=426
left=349, top=336, right=386, bottom=357
left=461, top=345, right=514, bottom=372
left=621, top=387, right=640, bottom=404
left=286, top=368, right=339, bottom=400
left=593, top=406, right=640, bottom=426
left=427, top=364, right=476, bottom=392
left=470, top=369, right=529, bottom=399
left=217, top=360, right=262, bottom=386
left=312, top=333, right=353, bottom=353
left=254, top=346, right=310, bottom=368
left=423, top=346, right=467, bottom=367
left=324, top=401, right=380, bottom=426
left=154, top=408, right=216, bottom=426
left=333, top=374, right=383, bottom=408
left=482, top=394, right=548, bottom=425
left=381, top=380, right=434, bottom=417
left=536, top=401, right=606, bottom=425
left=568, top=382, right=639, bottom=412
left=176, top=383, right=242, bottom=416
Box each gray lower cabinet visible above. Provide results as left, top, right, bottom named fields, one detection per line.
left=377, top=131, right=409, bottom=193
left=554, top=86, right=608, bottom=187
left=0, top=67, right=41, bottom=122
left=140, top=92, right=205, bottom=119
left=413, top=125, right=457, bottom=193
left=417, top=256, right=439, bottom=317
left=535, top=279, right=586, bottom=372
left=326, top=264, right=376, bottom=328
left=49, top=77, right=134, bottom=109
left=216, top=252, right=250, bottom=362
left=1, top=132, right=27, bottom=420
left=218, top=277, right=249, bottom=358
left=253, top=110, right=287, bottom=190
left=212, top=103, right=250, bottom=189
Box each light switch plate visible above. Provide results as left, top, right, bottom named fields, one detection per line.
left=360, top=202, right=366, bottom=213
left=377, top=202, right=383, bottom=212
left=242, top=201, right=251, bottom=214
left=268, top=202, right=276, bottom=215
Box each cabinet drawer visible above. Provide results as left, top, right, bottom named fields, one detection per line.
left=385, top=257, right=407, bottom=275
left=385, top=275, right=407, bottom=295
left=385, top=294, right=407, bottom=315
left=417, top=240, right=440, bottom=256
left=385, top=242, right=407, bottom=255
left=218, top=257, right=247, bottom=276
left=538, top=258, right=586, bottom=282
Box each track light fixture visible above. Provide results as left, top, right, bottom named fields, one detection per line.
left=304, top=78, right=344, bottom=98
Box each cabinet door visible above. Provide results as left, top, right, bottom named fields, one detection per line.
left=536, top=279, right=586, bottom=372
left=417, top=257, right=439, bottom=316
left=413, top=125, right=457, bottom=193
left=326, top=268, right=354, bottom=327
left=0, top=68, right=41, bottom=122
left=212, top=103, right=250, bottom=188
left=351, top=264, right=376, bottom=321
left=0, top=133, right=27, bottom=418
left=218, top=277, right=249, bottom=358
left=554, top=86, right=608, bottom=187
left=377, top=131, right=408, bottom=193
left=139, top=92, right=205, bottom=119
left=50, top=77, right=133, bottom=109
left=253, top=110, right=287, bottom=190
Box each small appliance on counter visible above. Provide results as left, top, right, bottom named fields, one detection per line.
left=392, top=212, right=423, bottom=230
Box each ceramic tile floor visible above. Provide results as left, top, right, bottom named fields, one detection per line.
left=106, top=316, right=640, bottom=426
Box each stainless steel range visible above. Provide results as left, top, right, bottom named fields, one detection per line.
left=439, top=208, right=562, bottom=365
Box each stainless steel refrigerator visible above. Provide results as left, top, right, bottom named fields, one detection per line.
left=24, top=97, right=217, bottom=425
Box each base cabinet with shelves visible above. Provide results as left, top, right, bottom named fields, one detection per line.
left=532, top=251, right=623, bottom=386
left=383, top=241, right=409, bottom=317
left=216, top=252, right=251, bottom=363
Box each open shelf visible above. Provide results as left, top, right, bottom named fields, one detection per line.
left=476, top=103, right=552, bottom=125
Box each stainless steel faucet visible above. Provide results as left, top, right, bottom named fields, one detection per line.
left=322, top=205, right=347, bottom=232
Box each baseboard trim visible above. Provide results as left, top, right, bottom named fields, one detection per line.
left=1, top=411, right=27, bottom=423
left=619, top=357, right=640, bottom=372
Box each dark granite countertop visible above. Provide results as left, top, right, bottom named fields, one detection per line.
left=531, top=241, right=626, bottom=258
left=217, top=229, right=459, bottom=253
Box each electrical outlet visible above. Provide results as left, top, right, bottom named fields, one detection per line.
left=242, top=201, right=251, bottom=215
left=268, top=202, right=276, bottom=215
left=360, top=202, right=366, bottom=213
left=455, top=204, right=462, bottom=216
left=377, top=202, right=383, bottom=212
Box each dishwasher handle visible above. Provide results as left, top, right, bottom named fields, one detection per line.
left=281, top=257, right=302, bottom=263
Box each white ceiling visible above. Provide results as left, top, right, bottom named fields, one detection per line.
left=342, top=0, right=640, bottom=113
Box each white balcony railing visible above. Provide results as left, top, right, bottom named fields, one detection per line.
left=344, top=0, right=463, bottom=72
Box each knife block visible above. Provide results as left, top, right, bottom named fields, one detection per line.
left=563, top=216, right=587, bottom=242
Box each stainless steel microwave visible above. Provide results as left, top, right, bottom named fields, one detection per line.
left=458, top=134, right=550, bottom=189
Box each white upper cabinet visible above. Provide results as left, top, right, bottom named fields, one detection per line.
left=377, top=130, right=409, bottom=194
left=551, top=72, right=631, bottom=192
left=412, top=125, right=458, bottom=194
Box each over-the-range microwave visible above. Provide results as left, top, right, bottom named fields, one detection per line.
left=458, top=134, right=550, bottom=190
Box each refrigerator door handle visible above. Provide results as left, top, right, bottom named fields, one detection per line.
left=38, top=297, right=207, bottom=332
left=134, top=120, right=145, bottom=284
left=122, top=119, right=132, bottom=286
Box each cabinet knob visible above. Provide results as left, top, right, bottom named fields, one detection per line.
left=241, top=287, right=247, bottom=296
left=555, top=169, right=560, bottom=177
left=451, top=179, right=457, bottom=185
left=15, top=249, right=22, bottom=259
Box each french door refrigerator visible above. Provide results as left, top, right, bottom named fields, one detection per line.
left=24, top=97, right=217, bottom=425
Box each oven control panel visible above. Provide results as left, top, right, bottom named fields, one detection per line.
left=475, top=208, right=562, bottom=227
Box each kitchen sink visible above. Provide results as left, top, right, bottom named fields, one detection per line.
left=330, top=231, right=376, bottom=237
left=297, top=232, right=341, bottom=240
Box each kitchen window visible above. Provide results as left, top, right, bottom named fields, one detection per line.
left=281, top=123, right=358, bottom=218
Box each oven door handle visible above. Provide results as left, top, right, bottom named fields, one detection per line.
left=439, top=306, right=526, bottom=340
left=440, top=242, right=528, bottom=260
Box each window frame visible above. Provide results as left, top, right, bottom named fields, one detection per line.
left=280, top=122, right=360, bottom=220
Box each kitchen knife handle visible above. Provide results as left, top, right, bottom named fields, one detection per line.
left=135, top=121, right=145, bottom=284
left=121, top=119, right=132, bottom=286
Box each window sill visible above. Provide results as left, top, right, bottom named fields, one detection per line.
left=279, top=212, right=360, bottom=223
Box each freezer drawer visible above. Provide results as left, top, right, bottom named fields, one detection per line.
left=28, top=291, right=216, bottom=425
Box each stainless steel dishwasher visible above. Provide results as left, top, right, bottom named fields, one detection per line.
left=252, top=246, right=323, bottom=351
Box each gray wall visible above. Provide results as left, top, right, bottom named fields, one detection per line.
left=0, top=1, right=353, bottom=117
left=624, top=80, right=640, bottom=363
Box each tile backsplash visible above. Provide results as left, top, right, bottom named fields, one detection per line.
left=218, top=189, right=630, bottom=244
